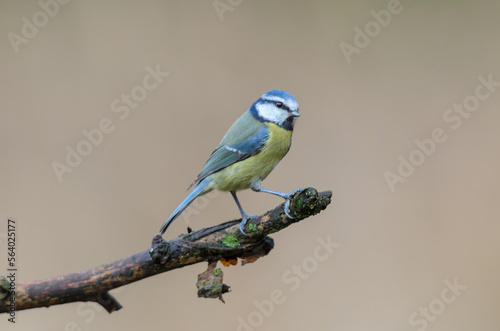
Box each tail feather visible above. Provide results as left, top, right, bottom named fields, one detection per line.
left=159, top=178, right=212, bottom=235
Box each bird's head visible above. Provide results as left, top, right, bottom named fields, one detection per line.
left=250, top=90, right=300, bottom=130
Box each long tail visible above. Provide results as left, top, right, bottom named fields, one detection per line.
left=159, top=178, right=212, bottom=235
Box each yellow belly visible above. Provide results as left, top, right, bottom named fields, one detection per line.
left=211, top=123, right=293, bottom=191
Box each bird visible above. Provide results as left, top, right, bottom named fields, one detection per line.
left=159, top=89, right=301, bottom=236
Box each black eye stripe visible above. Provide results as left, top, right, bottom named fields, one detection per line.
left=274, top=101, right=291, bottom=111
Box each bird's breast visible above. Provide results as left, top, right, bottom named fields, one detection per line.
left=212, top=123, right=293, bottom=191
left=259, top=122, right=293, bottom=161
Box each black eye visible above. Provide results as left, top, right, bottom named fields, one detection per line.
left=275, top=102, right=284, bottom=109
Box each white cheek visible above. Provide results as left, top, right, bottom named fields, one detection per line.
left=256, top=103, right=288, bottom=125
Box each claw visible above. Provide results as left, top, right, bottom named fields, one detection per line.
left=239, top=219, right=247, bottom=235
left=284, top=199, right=294, bottom=219
left=288, top=188, right=303, bottom=196
left=239, top=214, right=257, bottom=236
left=283, top=188, right=302, bottom=219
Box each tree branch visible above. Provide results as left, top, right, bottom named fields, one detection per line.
left=0, top=187, right=332, bottom=313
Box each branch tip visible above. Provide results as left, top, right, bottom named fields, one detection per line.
left=97, top=292, right=123, bottom=313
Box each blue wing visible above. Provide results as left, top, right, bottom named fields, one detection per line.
left=189, top=123, right=269, bottom=188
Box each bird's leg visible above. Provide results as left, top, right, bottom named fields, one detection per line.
left=231, top=191, right=257, bottom=235
left=250, top=181, right=302, bottom=219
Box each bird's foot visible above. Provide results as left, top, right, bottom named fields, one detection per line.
left=283, top=188, right=303, bottom=219
left=239, top=213, right=258, bottom=236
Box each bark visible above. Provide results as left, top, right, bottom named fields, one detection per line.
left=0, top=188, right=332, bottom=313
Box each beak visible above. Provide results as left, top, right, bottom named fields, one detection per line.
left=290, top=110, right=300, bottom=117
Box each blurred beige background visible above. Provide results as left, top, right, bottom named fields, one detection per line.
left=1, top=0, right=500, bottom=330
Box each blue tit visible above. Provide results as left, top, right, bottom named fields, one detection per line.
left=159, top=89, right=301, bottom=236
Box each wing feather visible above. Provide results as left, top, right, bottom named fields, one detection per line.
left=189, top=124, right=269, bottom=188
